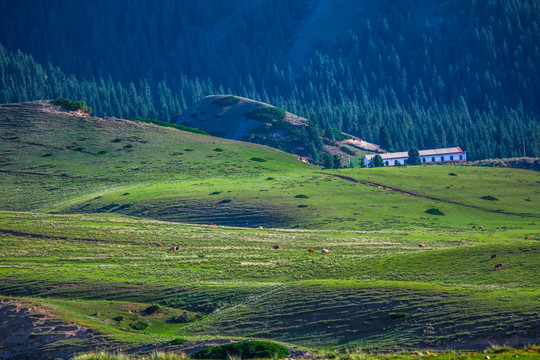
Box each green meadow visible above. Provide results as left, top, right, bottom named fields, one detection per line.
left=0, top=102, right=539, bottom=356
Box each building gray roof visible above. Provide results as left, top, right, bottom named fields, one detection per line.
left=365, top=147, right=465, bottom=160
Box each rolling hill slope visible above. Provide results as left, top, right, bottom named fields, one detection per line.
left=0, top=101, right=539, bottom=356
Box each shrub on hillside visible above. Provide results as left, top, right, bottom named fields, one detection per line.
left=244, top=107, right=286, bottom=122
left=211, top=96, right=240, bottom=106
left=340, top=146, right=355, bottom=155
left=192, top=340, right=289, bottom=359
left=132, top=320, right=149, bottom=330
left=250, top=157, right=267, bottom=162
left=481, top=195, right=499, bottom=201
left=52, top=98, right=92, bottom=114
left=425, top=208, right=444, bottom=215
left=144, top=304, right=162, bottom=315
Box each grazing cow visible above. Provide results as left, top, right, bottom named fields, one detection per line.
left=210, top=223, right=217, bottom=226
left=175, top=246, right=180, bottom=251
left=418, top=243, right=425, bottom=249
left=321, top=248, right=330, bottom=254
left=494, top=263, right=503, bottom=270
left=478, top=226, right=484, bottom=230
left=168, top=246, right=176, bottom=252
left=502, top=226, right=507, bottom=230
left=308, top=248, right=315, bottom=253
left=272, top=244, right=280, bottom=250
left=472, top=226, right=476, bottom=229
left=155, top=242, right=163, bottom=248
left=490, top=253, right=498, bottom=260
left=525, top=236, right=530, bottom=240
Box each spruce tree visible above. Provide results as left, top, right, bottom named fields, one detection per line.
left=407, top=147, right=421, bottom=165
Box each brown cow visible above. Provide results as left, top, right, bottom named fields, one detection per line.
left=175, top=246, right=180, bottom=251
left=308, top=248, right=315, bottom=253
left=418, top=243, right=425, bottom=249
left=321, top=248, right=330, bottom=254
left=494, top=263, right=503, bottom=270
left=272, top=244, right=280, bottom=250
left=525, top=236, right=530, bottom=240
left=155, top=242, right=163, bottom=248
left=490, top=253, right=498, bottom=260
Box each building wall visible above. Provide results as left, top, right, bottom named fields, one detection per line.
left=365, top=152, right=467, bottom=168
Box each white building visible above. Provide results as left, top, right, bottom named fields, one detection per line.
left=364, top=147, right=467, bottom=168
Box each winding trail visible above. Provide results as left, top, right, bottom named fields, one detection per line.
left=326, top=173, right=538, bottom=218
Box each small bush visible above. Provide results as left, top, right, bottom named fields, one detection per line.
left=390, top=312, right=407, bottom=319
left=192, top=340, right=289, bottom=359
left=122, top=193, right=130, bottom=196
left=212, top=96, right=241, bottom=106
left=132, top=320, right=149, bottom=330
left=123, top=144, right=133, bottom=149
left=112, top=315, right=123, bottom=322
left=425, top=208, right=444, bottom=215
left=481, top=195, right=499, bottom=201
left=218, top=199, right=232, bottom=204
left=210, top=191, right=221, bottom=195
left=42, top=153, right=52, bottom=157
left=144, top=304, right=162, bottom=315
left=97, top=150, right=109, bottom=155
left=340, top=146, right=355, bottom=155
left=244, top=107, right=286, bottom=122
left=52, top=98, right=92, bottom=114
left=170, top=338, right=188, bottom=345
left=111, top=138, right=122, bottom=143
left=298, top=205, right=308, bottom=208
left=266, top=177, right=274, bottom=180
left=99, top=203, right=120, bottom=211
left=250, top=157, right=267, bottom=162
left=295, top=194, right=309, bottom=198
left=448, top=172, right=457, bottom=176
left=213, top=148, right=224, bottom=152
left=184, top=148, right=194, bottom=152
left=171, top=311, right=196, bottom=323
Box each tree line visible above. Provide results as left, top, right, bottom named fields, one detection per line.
left=0, top=0, right=538, bottom=160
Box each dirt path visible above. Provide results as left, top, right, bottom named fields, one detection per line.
left=327, top=173, right=538, bottom=218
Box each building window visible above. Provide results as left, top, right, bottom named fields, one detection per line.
left=422, top=158, right=426, bottom=162
left=450, top=155, right=454, bottom=160
left=441, top=156, right=445, bottom=161
left=432, top=157, right=435, bottom=162
left=385, top=161, right=389, bottom=166
left=459, top=155, right=463, bottom=160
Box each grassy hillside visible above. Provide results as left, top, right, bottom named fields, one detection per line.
left=0, top=102, right=539, bottom=357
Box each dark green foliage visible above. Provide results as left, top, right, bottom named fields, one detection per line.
left=1, top=0, right=539, bottom=161
left=389, top=312, right=407, bottom=319
left=170, top=338, right=187, bottom=345
left=111, top=138, right=122, bottom=143
left=379, top=125, right=393, bottom=152
left=99, top=203, right=120, bottom=211
left=211, top=96, right=240, bottom=106
left=321, top=153, right=334, bottom=169
left=250, top=157, right=266, bottom=162
left=340, top=146, right=355, bottom=156
left=144, top=304, right=161, bottom=315
left=425, top=208, right=445, bottom=216
left=218, top=199, right=232, bottom=204
left=333, top=154, right=341, bottom=169
left=371, top=155, right=384, bottom=168
left=448, top=173, right=457, bottom=176
left=52, top=98, right=92, bottom=114
left=129, top=118, right=208, bottom=135
left=407, top=148, right=421, bottom=166
left=41, top=153, right=52, bottom=157
left=97, top=150, right=109, bottom=155
left=132, top=320, right=149, bottom=330
left=209, top=191, right=221, bottom=195
left=481, top=195, right=499, bottom=201
left=171, top=311, right=196, bottom=323
left=295, top=194, right=309, bottom=198
left=213, top=148, right=224, bottom=152
left=469, top=158, right=540, bottom=171
left=192, top=340, right=289, bottom=359
left=244, top=107, right=285, bottom=122
left=112, top=315, right=123, bottom=322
